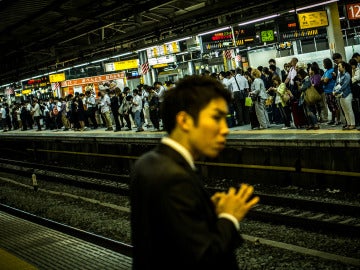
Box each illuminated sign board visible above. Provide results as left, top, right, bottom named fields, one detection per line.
left=277, top=15, right=298, bottom=32
left=347, top=3, right=360, bottom=20
left=201, top=27, right=256, bottom=52
left=152, top=63, right=168, bottom=68
left=105, top=63, right=116, bottom=72
left=114, top=59, right=139, bottom=71
left=61, top=72, right=125, bottom=87
left=105, top=59, right=139, bottom=72
left=49, top=73, right=65, bottom=83
left=148, top=55, right=175, bottom=66
left=260, top=30, right=275, bottom=42
left=298, top=11, right=328, bottom=29
left=146, top=42, right=180, bottom=58
left=281, top=28, right=327, bottom=41
left=22, top=89, right=31, bottom=95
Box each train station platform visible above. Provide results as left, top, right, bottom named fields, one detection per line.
left=0, top=122, right=359, bottom=191
left=0, top=122, right=359, bottom=147
left=0, top=248, right=37, bottom=270
left=0, top=211, right=132, bottom=270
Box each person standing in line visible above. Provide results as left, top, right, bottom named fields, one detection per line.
left=31, top=98, right=42, bottom=131
left=99, top=89, right=113, bottom=131
left=249, top=69, right=270, bottom=129
left=154, top=81, right=166, bottom=125
left=321, top=58, right=339, bottom=126
left=284, top=57, right=298, bottom=97
left=131, top=89, right=144, bottom=132
left=333, top=61, right=356, bottom=130
left=130, top=75, right=259, bottom=270
left=84, top=90, right=98, bottom=129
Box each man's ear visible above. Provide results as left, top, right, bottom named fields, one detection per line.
left=175, top=111, right=193, bottom=131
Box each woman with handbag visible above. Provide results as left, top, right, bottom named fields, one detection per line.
left=249, top=69, right=270, bottom=129
left=333, top=61, right=356, bottom=130
left=297, top=69, right=320, bottom=130
left=268, top=76, right=292, bottom=130
left=321, top=58, right=340, bottom=126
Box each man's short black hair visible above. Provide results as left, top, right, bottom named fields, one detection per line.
left=332, top=53, right=342, bottom=61
left=161, top=75, right=231, bottom=134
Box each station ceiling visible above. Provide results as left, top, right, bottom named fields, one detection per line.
left=0, top=0, right=333, bottom=85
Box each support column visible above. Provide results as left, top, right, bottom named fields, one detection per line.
left=138, top=51, right=153, bottom=85
left=187, top=61, right=195, bottom=75
left=326, top=2, right=345, bottom=59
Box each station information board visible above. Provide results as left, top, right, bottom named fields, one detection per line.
left=347, top=3, right=360, bottom=20
left=146, top=42, right=180, bottom=58
left=49, top=73, right=65, bottom=83
left=298, top=11, right=328, bottom=30
left=260, top=30, right=275, bottom=42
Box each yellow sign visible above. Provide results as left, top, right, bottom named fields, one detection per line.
left=49, top=73, right=65, bottom=83
left=22, top=89, right=31, bottom=95
left=152, top=63, right=168, bottom=68
left=114, top=59, right=139, bottom=71
left=298, top=11, right=328, bottom=30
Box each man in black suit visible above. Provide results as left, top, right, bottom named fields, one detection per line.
left=130, top=75, right=259, bottom=270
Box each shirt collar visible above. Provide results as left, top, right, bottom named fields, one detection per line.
left=161, top=137, right=196, bottom=170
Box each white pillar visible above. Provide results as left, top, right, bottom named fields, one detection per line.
left=326, top=2, right=346, bottom=60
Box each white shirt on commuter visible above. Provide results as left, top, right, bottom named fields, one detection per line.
left=132, top=95, right=142, bottom=113
left=157, top=85, right=166, bottom=103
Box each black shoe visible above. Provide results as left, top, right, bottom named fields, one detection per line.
left=114, top=129, right=121, bottom=132
left=136, top=128, right=144, bottom=132
left=105, top=127, right=113, bottom=131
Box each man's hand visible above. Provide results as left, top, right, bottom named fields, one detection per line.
left=213, top=184, right=260, bottom=222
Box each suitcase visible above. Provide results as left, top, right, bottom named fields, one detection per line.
left=291, top=101, right=308, bottom=128
left=352, top=98, right=360, bottom=126
left=249, top=104, right=260, bottom=129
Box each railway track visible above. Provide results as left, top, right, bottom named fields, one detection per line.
left=1, top=204, right=359, bottom=268
left=1, top=158, right=359, bottom=237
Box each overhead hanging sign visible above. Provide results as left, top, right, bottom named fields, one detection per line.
left=347, top=3, right=360, bottom=20
left=201, top=27, right=256, bottom=52
left=49, top=73, right=65, bottom=83
left=114, top=59, right=139, bottom=70
left=148, top=55, right=175, bottom=66
left=298, top=11, right=328, bottom=29
left=146, top=42, right=180, bottom=58
left=280, top=28, right=327, bottom=41
left=61, top=72, right=125, bottom=87
left=260, top=30, right=275, bottom=42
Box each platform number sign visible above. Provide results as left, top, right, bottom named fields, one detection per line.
left=347, top=3, right=360, bottom=20
left=261, top=30, right=274, bottom=42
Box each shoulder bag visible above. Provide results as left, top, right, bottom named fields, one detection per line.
left=304, top=85, right=322, bottom=105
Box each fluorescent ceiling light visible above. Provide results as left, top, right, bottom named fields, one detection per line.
left=176, top=52, right=189, bottom=56
left=73, top=63, right=89, bottom=68
left=164, top=36, right=191, bottom=44
left=58, top=67, right=71, bottom=72
left=111, top=52, right=133, bottom=58
left=198, top=27, right=230, bottom=36
left=91, top=58, right=109, bottom=63
left=238, top=14, right=280, bottom=26
left=288, top=0, right=338, bottom=12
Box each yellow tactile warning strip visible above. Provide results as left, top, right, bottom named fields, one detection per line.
left=0, top=248, right=38, bottom=270
left=0, top=211, right=132, bottom=270
left=230, top=128, right=360, bottom=134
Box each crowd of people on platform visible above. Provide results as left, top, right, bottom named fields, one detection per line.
left=1, top=52, right=360, bottom=133
left=0, top=81, right=174, bottom=133
left=214, top=52, right=360, bottom=131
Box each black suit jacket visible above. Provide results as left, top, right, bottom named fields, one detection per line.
left=130, top=143, right=242, bottom=270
